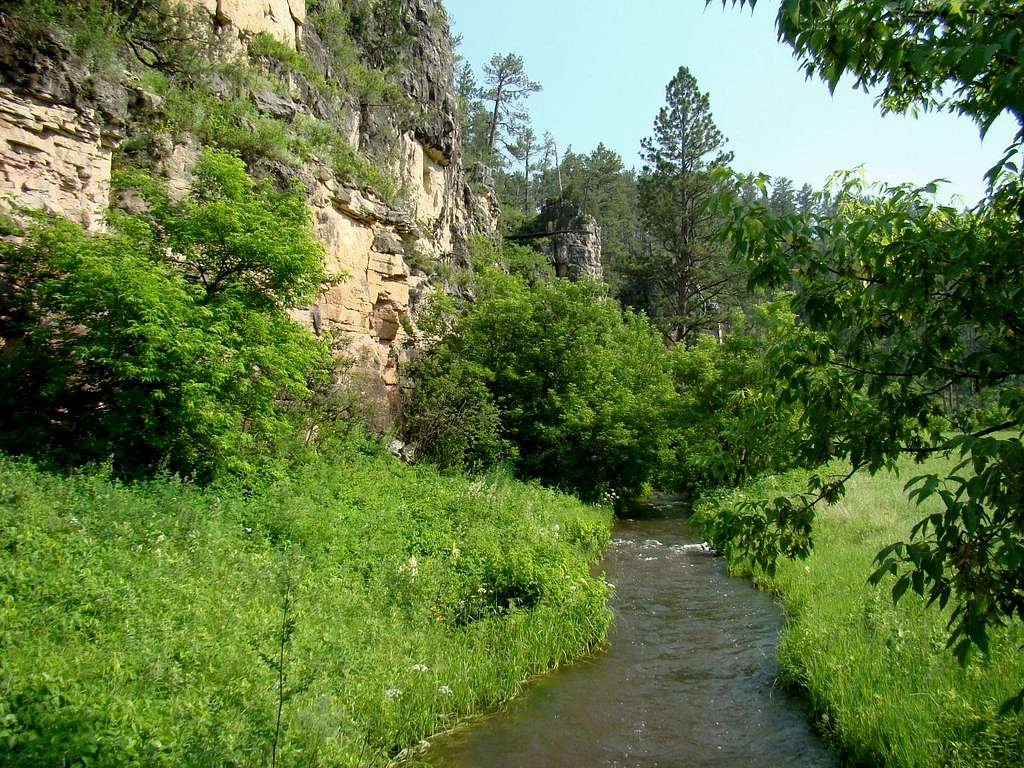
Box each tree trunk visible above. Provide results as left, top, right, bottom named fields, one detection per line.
left=487, top=82, right=503, bottom=151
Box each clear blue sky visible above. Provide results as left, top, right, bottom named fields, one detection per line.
left=445, top=0, right=1017, bottom=203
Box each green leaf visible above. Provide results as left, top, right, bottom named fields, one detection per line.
left=891, top=575, right=911, bottom=603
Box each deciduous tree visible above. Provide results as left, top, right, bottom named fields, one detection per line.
left=713, top=0, right=1024, bottom=708
left=0, top=150, right=332, bottom=481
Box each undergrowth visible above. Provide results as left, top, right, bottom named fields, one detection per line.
left=695, top=456, right=1024, bottom=768
left=0, top=449, right=612, bottom=767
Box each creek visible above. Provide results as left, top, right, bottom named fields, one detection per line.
left=423, top=499, right=837, bottom=767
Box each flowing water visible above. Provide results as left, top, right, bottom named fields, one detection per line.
left=422, top=501, right=836, bottom=767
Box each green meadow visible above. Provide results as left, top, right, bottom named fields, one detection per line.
left=0, top=450, right=612, bottom=767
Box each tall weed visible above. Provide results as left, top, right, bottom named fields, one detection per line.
left=0, top=452, right=611, bottom=766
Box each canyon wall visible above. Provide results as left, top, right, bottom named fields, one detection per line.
left=0, top=0, right=497, bottom=408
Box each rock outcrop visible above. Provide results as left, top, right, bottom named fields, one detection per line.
left=0, top=0, right=495, bottom=411
left=0, top=88, right=115, bottom=230
left=0, top=29, right=128, bottom=230
left=185, top=0, right=306, bottom=48
left=536, top=199, right=603, bottom=281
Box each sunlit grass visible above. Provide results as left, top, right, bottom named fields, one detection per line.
left=0, top=450, right=612, bottom=766
left=696, top=455, right=1024, bottom=768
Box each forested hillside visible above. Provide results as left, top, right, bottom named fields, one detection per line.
left=1, top=0, right=1022, bottom=766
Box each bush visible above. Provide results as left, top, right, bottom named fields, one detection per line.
left=0, top=150, right=332, bottom=482
left=665, top=298, right=806, bottom=492
left=403, top=269, right=676, bottom=503
left=400, top=353, right=516, bottom=473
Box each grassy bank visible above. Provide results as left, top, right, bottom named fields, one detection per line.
left=695, top=455, right=1024, bottom=768
left=0, top=450, right=612, bottom=767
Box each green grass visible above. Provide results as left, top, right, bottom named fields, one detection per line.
left=695, top=455, right=1024, bottom=768
left=0, top=450, right=612, bottom=767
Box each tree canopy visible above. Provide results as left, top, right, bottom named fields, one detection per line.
left=712, top=0, right=1024, bottom=709
left=402, top=256, right=676, bottom=505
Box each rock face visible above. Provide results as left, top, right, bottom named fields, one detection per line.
left=0, top=30, right=128, bottom=230
left=279, top=0, right=490, bottom=402
left=0, top=0, right=495, bottom=411
left=537, top=200, right=603, bottom=281
left=185, top=0, right=307, bottom=48
left=0, top=88, right=114, bottom=230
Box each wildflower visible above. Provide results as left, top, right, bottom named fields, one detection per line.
left=385, top=687, right=402, bottom=699
left=438, top=685, right=453, bottom=696
left=412, top=663, right=428, bottom=673
left=406, top=555, right=419, bottom=578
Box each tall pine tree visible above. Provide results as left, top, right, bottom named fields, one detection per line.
left=633, top=66, right=742, bottom=343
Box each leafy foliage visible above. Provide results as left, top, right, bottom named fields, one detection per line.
left=400, top=351, right=516, bottom=474
left=403, top=269, right=676, bottom=503
left=0, top=151, right=332, bottom=481
left=770, top=0, right=1021, bottom=141
left=717, top=169, right=1024, bottom=682
left=666, top=299, right=806, bottom=491
left=712, top=0, right=1024, bottom=705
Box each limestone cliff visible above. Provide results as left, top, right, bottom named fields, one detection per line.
left=0, top=0, right=497, bottom=408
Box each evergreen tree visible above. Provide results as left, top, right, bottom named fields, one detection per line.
left=633, top=66, right=741, bottom=343
left=454, top=59, right=492, bottom=166
left=768, top=175, right=796, bottom=215
left=479, top=53, right=542, bottom=163
left=795, top=182, right=815, bottom=215
left=508, top=123, right=542, bottom=213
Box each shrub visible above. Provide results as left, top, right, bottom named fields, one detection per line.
left=0, top=150, right=332, bottom=481
left=664, top=298, right=806, bottom=492
left=400, top=353, right=516, bottom=473
left=403, top=269, right=676, bottom=503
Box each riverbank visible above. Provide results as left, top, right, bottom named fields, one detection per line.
left=0, top=450, right=612, bottom=767
left=695, top=455, right=1024, bottom=768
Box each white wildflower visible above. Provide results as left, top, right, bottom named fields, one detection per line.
left=438, top=685, right=453, bottom=696
left=411, top=663, right=428, bottom=673
left=385, top=687, right=402, bottom=699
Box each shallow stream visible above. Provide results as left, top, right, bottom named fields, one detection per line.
left=423, top=501, right=836, bottom=767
